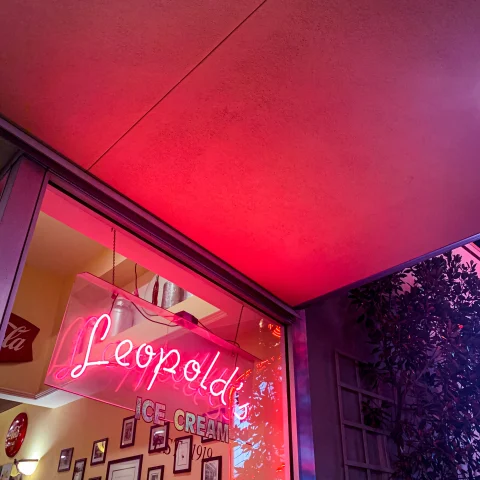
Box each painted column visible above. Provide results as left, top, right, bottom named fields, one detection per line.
left=290, top=310, right=316, bottom=480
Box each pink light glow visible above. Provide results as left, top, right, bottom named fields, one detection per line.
left=234, top=403, right=250, bottom=421
left=65, top=313, right=247, bottom=409
left=71, top=314, right=111, bottom=378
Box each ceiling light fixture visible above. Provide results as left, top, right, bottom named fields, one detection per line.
left=14, top=458, right=39, bottom=475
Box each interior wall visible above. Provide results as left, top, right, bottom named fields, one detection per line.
left=0, top=264, right=70, bottom=395
left=0, top=399, right=229, bottom=480
left=305, top=291, right=370, bottom=480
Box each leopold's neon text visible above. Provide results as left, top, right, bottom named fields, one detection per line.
left=70, top=314, right=243, bottom=407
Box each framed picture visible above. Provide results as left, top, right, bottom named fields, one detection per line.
left=146, top=466, right=164, bottom=480
left=148, top=423, right=169, bottom=453
left=91, top=438, right=109, bottom=465
left=201, top=436, right=216, bottom=444
left=58, top=448, right=74, bottom=472
left=72, top=458, right=87, bottom=480
left=106, top=455, right=142, bottom=480
left=173, top=435, right=192, bottom=474
left=201, top=456, right=222, bottom=480
left=0, top=464, right=13, bottom=480
left=120, top=416, right=137, bottom=448
left=201, top=409, right=223, bottom=444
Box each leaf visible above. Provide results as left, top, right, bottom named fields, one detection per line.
left=356, top=313, right=365, bottom=324
left=350, top=250, right=480, bottom=479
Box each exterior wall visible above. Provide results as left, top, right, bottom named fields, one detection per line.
left=305, top=291, right=370, bottom=479
left=0, top=399, right=229, bottom=480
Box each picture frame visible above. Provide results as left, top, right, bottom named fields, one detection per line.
left=0, top=464, right=13, bottom=480
left=91, top=438, right=109, bottom=466
left=200, top=436, right=216, bottom=444
left=173, top=435, right=193, bottom=474
left=146, top=465, right=164, bottom=480
left=58, top=448, right=74, bottom=472
left=148, top=423, right=169, bottom=454
left=120, top=416, right=137, bottom=448
left=106, top=455, right=142, bottom=480
left=201, top=456, right=222, bottom=480
left=201, top=408, right=223, bottom=444
left=72, top=458, right=87, bottom=480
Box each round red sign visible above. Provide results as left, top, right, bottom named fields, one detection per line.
left=5, top=413, right=28, bottom=457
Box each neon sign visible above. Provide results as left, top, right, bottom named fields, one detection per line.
left=69, top=313, right=244, bottom=408
left=45, top=273, right=256, bottom=440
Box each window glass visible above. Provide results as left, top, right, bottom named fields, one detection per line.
left=0, top=185, right=290, bottom=480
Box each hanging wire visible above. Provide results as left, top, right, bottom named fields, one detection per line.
left=197, top=319, right=214, bottom=333
left=131, top=258, right=244, bottom=344
left=233, top=305, right=244, bottom=346
left=194, top=305, right=244, bottom=351
left=132, top=262, right=179, bottom=328
left=131, top=302, right=180, bottom=328
left=231, top=305, right=244, bottom=369
left=111, top=227, right=116, bottom=287
left=108, top=227, right=118, bottom=310
left=134, top=263, right=139, bottom=296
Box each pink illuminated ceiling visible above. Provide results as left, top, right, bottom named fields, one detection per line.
left=1, top=0, right=480, bottom=306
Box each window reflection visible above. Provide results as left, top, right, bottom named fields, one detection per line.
left=233, top=320, right=288, bottom=479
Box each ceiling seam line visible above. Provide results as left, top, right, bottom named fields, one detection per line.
left=87, top=0, right=269, bottom=172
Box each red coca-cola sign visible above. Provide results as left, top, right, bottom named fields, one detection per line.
left=0, top=314, right=40, bottom=363
left=5, top=413, right=28, bottom=457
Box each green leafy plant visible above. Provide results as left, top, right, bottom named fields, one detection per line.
left=350, top=251, right=480, bottom=479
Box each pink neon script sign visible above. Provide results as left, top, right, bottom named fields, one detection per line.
left=45, top=273, right=256, bottom=424
left=70, top=313, right=244, bottom=407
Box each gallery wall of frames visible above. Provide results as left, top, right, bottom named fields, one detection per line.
left=0, top=398, right=226, bottom=480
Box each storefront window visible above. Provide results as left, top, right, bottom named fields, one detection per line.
left=0, top=185, right=291, bottom=480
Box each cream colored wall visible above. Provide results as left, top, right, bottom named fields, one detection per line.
left=0, top=246, right=135, bottom=396
left=0, top=264, right=71, bottom=395
left=0, top=399, right=229, bottom=480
